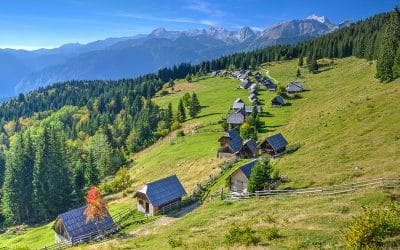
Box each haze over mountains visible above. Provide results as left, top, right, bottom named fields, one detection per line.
left=0, top=15, right=350, bottom=98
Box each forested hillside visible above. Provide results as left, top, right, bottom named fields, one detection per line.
left=0, top=8, right=399, bottom=228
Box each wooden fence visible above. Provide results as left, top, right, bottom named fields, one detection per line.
left=223, top=177, right=400, bottom=200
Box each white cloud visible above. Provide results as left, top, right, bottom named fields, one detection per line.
left=184, top=0, right=227, bottom=17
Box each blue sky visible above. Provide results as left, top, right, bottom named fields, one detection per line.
left=0, top=0, right=398, bottom=50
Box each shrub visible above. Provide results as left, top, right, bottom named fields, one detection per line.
left=171, top=121, right=181, bottom=131
left=343, top=203, right=400, bottom=249
left=99, top=181, right=114, bottom=194
left=176, top=130, right=185, bottom=137
left=225, top=225, right=260, bottom=246
left=264, top=227, right=282, bottom=241
left=112, top=167, right=133, bottom=192
left=168, top=237, right=184, bottom=248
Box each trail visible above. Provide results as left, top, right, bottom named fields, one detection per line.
left=262, top=67, right=279, bottom=84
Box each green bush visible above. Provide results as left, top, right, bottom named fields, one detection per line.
left=168, top=237, right=184, bottom=248
left=176, top=130, right=185, bottom=137
left=344, top=203, right=400, bottom=249
left=264, top=227, right=282, bottom=241
left=99, top=181, right=114, bottom=194
left=225, top=225, right=260, bottom=246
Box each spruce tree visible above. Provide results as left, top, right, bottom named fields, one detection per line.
left=166, top=103, right=173, bottom=130
left=176, top=98, right=186, bottom=123
left=74, top=161, right=86, bottom=195
left=247, top=158, right=273, bottom=193
left=85, top=150, right=99, bottom=186
left=376, top=7, right=400, bottom=82
left=296, top=68, right=301, bottom=77
left=393, top=44, right=400, bottom=78
left=298, top=55, right=304, bottom=67
left=188, top=92, right=201, bottom=118
left=0, top=147, right=5, bottom=187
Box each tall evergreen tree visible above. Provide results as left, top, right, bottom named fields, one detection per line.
left=166, top=103, right=173, bottom=130
left=376, top=7, right=400, bottom=82
left=0, top=147, right=5, bottom=187
left=176, top=99, right=186, bottom=123
left=247, top=158, right=273, bottom=193
left=85, top=150, right=99, bottom=186
left=298, top=55, right=304, bottom=67
left=393, top=43, right=400, bottom=78
left=188, top=92, right=201, bottom=118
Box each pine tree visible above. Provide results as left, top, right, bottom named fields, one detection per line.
left=298, top=55, right=304, bottom=67
left=296, top=68, right=301, bottom=77
left=188, top=92, right=201, bottom=118
left=176, top=99, right=186, bottom=123
left=166, top=103, right=173, bottom=130
left=393, top=44, right=400, bottom=78
left=85, top=150, right=99, bottom=186
left=247, top=158, right=273, bottom=193
left=74, top=161, right=86, bottom=194
left=309, top=56, right=319, bottom=74
left=0, top=147, right=5, bottom=187
left=376, top=7, right=400, bottom=82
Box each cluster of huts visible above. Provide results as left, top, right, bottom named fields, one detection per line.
left=54, top=175, right=187, bottom=245
left=226, top=98, right=261, bottom=129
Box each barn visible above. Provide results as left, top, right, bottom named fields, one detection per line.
left=134, top=175, right=187, bottom=216
left=240, top=139, right=258, bottom=158
left=259, top=133, right=288, bottom=156
left=53, top=206, right=115, bottom=245
left=228, top=160, right=256, bottom=193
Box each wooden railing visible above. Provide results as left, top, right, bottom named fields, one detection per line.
left=224, top=177, right=400, bottom=200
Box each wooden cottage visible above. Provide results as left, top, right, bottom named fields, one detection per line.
left=286, top=82, right=304, bottom=93
left=227, top=112, right=245, bottom=128
left=134, top=175, right=187, bottom=216
left=228, top=160, right=256, bottom=193
left=53, top=206, right=115, bottom=245
left=233, top=98, right=245, bottom=111
left=240, top=79, right=251, bottom=89
left=271, top=96, right=285, bottom=107
left=240, top=139, right=258, bottom=158
left=254, top=72, right=262, bottom=80
left=259, top=133, right=288, bottom=156
left=244, top=105, right=261, bottom=116
left=217, top=129, right=243, bottom=158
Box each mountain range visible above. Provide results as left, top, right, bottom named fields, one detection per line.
left=0, top=15, right=351, bottom=98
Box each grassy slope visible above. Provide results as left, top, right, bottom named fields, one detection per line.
left=2, top=57, right=400, bottom=249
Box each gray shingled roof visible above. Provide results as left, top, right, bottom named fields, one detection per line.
left=227, top=112, right=244, bottom=125
left=271, top=96, right=285, bottom=106
left=136, top=175, right=187, bottom=207
left=240, top=80, right=251, bottom=89
left=57, top=206, right=114, bottom=241
left=238, top=160, right=257, bottom=179
left=266, top=133, right=288, bottom=151
left=244, top=106, right=261, bottom=115
left=243, top=139, right=258, bottom=154
left=233, top=102, right=245, bottom=110
left=286, top=82, right=304, bottom=92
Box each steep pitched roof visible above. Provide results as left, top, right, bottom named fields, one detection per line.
left=286, top=82, right=304, bottom=92
left=244, top=105, right=261, bottom=115
left=243, top=139, right=258, bottom=154
left=227, top=112, right=245, bottom=125
left=238, top=160, right=257, bottom=179
left=266, top=133, right=288, bottom=151
left=271, top=96, right=285, bottom=106
left=234, top=98, right=244, bottom=103
left=240, top=80, right=251, bottom=89
left=136, top=175, right=187, bottom=207
left=56, top=206, right=114, bottom=241
left=220, top=129, right=243, bottom=153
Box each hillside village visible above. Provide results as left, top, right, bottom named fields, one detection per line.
left=1, top=7, right=400, bottom=250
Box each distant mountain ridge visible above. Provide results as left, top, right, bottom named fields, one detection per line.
left=0, top=15, right=351, bottom=97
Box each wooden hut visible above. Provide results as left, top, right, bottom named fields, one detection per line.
left=53, top=206, right=115, bottom=245
left=227, top=112, right=245, bottom=129
left=286, top=82, right=304, bottom=93
left=271, top=96, right=285, bottom=107
left=228, top=160, right=256, bottom=193
left=240, top=139, right=258, bottom=158
left=134, top=175, right=187, bottom=216
left=217, top=129, right=243, bottom=158
left=233, top=98, right=245, bottom=111
left=259, top=133, right=288, bottom=156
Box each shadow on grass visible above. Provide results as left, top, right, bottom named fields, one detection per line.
left=191, top=112, right=223, bottom=120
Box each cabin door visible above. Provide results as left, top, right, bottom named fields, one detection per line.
left=145, top=202, right=149, bottom=213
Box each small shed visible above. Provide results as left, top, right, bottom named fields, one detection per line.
left=53, top=206, right=115, bottom=245
left=259, top=133, right=288, bottom=156
left=228, top=160, right=256, bottom=193
left=254, top=72, right=262, bottom=80
left=265, top=82, right=277, bottom=92
left=271, top=96, right=285, bottom=107
left=240, top=79, right=251, bottom=89
left=244, top=105, right=261, bottom=116
left=217, top=129, right=243, bottom=158
left=240, top=139, right=258, bottom=158
left=233, top=98, right=245, bottom=110
left=286, top=82, right=304, bottom=93
left=227, top=112, right=245, bottom=128
left=134, top=175, right=187, bottom=216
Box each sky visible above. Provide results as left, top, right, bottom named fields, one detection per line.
left=0, top=0, right=398, bottom=50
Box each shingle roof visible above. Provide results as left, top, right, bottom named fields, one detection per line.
left=240, top=80, right=251, bottom=88
left=238, top=160, right=257, bottom=179
left=243, top=139, right=258, bottom=154
left=286, top=82, right=304, bottom=92
left=271, top=96, right=285, bottom=106
left=234, top=98, right=244, bottom=103
left=137, top=175, right=187, bottom=207
left=222, top=129, right=243, bottom=153
left=266, top=133, right=288, bottom=151
left=233, top=102, right=245, bottom=110
left=244, top=105, right=261, bottom=114
left=227, top=112, right=245, bottom=125
left=57, top=206, right=114, bottom=241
